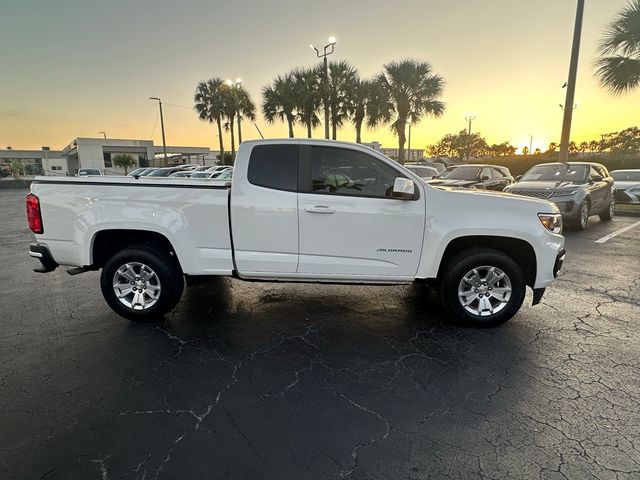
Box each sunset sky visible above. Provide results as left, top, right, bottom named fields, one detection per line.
left=0, top=0, right=636, bottom=153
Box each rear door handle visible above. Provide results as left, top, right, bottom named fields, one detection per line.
left=305, top=205, right=335, bottom=214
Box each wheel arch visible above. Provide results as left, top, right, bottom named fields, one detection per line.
left=90, top=229, right=182, bottom=271
left=436, top=235, right=537, bottom=288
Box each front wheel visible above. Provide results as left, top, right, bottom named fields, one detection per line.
left=573, top=200, right=590, bottom=231
left=599, top=197, right=615, bottom=221
left=100, top=245, right=184, bottom=321
left=440, top=248, right=526, bottom=327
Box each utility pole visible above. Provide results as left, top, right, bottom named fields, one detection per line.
left=529, top=134, right=534, bottom=153
left=149, top=97, right=168, bottom=166
left=407, top=122, right=412, bottom=161
left=311, top=37, right=336, bottom=140
left=464, top=114, right=476, bottom=163
left=559, top=0, right=585, bottom=162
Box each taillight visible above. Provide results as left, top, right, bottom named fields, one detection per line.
left=26, top=193, right=43, bottom=234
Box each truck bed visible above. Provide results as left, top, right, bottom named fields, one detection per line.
left=31, top=176, right=233, bottom=275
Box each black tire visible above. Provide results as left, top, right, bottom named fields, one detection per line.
left=599, top=197, right=615, bottom=221
left=439, top=248, right=526, bottom=328
left=573, top=200, right=590, bottom=231
left=100, top=245, right=184, bottom=322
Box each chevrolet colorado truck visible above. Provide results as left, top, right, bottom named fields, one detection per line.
left=26, top=139, right=566, bottom=327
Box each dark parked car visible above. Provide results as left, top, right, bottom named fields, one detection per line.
left=427, top=164, right=514, bottom=191
left=504, top=162, right=615, bottom=230
left=610, top=169, right=640, bottom=204
left=146, top=166, right=191, bottom=177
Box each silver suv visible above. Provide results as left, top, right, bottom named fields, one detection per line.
left=504, top=162, right=615, bottom=230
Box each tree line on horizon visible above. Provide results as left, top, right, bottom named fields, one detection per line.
left=425, top=127, right=640, bottom=162
left=194, top=59, right=445, bottom=163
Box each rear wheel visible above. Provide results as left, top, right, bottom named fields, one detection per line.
left=100, top=245, right=183, bottom=321
left=599, top=197, right=615, bottom=221
left=440, top=248, right=526, bottom=327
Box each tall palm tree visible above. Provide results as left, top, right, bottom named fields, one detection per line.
left=345, top=78, right=378, bottom=144
left=222, top=86, right=239, bottom=156
left=292, top=67, right=321, bottom=138
left=194, top=78, right=227, bottom=160
left=235, top=86, right=256, bottom=144
left=369, top=60, right=445, bottom=163
left=325, top=61, right=357, bottom=140
left=595, top=0, right=640, bottom=95
left=262, top=74, right=298, bottom=138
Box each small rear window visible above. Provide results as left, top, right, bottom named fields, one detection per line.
left=248, top=144, right=298, bottom=192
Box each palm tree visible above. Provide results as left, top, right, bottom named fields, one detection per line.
left=262, top=74, right=298, bottom=138
left=345, top=78, right=382, bottom=143
left=292, top=67, right=321, bottom=138
left=325, top=61, right=357, bottom=140
left=595, top=0, right=640, bottom=95
left=112, top=154, right=136, bottom=174
left=194, top=78, right=227, bottom=160
left=235, top=86, right=256, bottom=145
left=369, top=60, right=445, bottom=163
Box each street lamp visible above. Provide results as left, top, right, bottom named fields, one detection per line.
left=311, top=36, right=336, bottom=139
left=98, top=131, right=107, bottom=139
left=149, top=97, right=168, bottom=166
left=559, top=0, right=584, bottom=162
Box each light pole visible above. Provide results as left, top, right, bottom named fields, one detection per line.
left=464, top=114, right=477, bottom=162
left=98, top=131, right=107, bottom=139
left=529, top=134, right=534, bottom=153
left=559, top=0, right=585, bottom=162
left=311, top=36, right=336, bottom=140
left=227, top=78, right=243, bottom=144
left=149, top=97, right=168, bottom=166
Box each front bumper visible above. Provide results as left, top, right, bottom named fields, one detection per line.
left=29, top=243, right=58, bottom=273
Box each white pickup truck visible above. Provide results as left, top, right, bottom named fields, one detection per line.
left=26, top=139, right=565, bottom=327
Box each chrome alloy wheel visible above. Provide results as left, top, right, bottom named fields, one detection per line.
left=457, top=266, right=512, bottom=317
left=580, top=203, right=589, bottom=228
left=112, top=262, right=161, bottom=310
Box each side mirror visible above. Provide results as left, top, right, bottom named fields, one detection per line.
left=591, top=174, right=603, bottom=183
left=392, top=177, right=415, bottom=199
left=481, top=175, right=490, bottom=181
left=515, top=175, right=522, bottom=181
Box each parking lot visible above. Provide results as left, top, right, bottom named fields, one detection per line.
left=1, top=188, right=639, bottom=479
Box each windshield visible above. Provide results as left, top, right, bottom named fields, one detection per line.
left=611, top=171, right=640, bottom=182
left=437, top=166, right=480, bottom=180
left=79, top=169, right=101, bottom=175
left=521, top=164, right=588, bottom=182
left=407, top=167, right=436, bottom=179
left=191, top=172, right=211, bottom=178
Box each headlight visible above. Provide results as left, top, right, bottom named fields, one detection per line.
left=551, top=190, right=576, bottom=196
left=538, top=213, right=563, bottom=234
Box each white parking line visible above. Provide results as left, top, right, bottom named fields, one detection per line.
left=595, top=220, right=640, bottom=244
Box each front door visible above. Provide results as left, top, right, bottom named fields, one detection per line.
left=297, top=145, right=425, bottom=279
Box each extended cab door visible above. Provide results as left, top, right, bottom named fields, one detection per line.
left=297, top=145, right=425, bottom=279
left=230, top=143, right=299, bottom=274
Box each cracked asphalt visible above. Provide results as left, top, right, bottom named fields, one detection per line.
left=1, top=188, right=639, bottom=479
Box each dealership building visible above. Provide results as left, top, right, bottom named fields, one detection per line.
left=1, top=138, right=217, bottom=176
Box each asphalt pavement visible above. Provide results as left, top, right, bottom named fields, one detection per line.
left=1, top=189, right=639, bottom=479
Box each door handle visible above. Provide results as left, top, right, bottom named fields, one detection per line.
left=305, top=205, right=335, bottom=214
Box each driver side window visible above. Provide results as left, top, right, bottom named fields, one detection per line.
left=309, top=146, right=402, bottom=198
